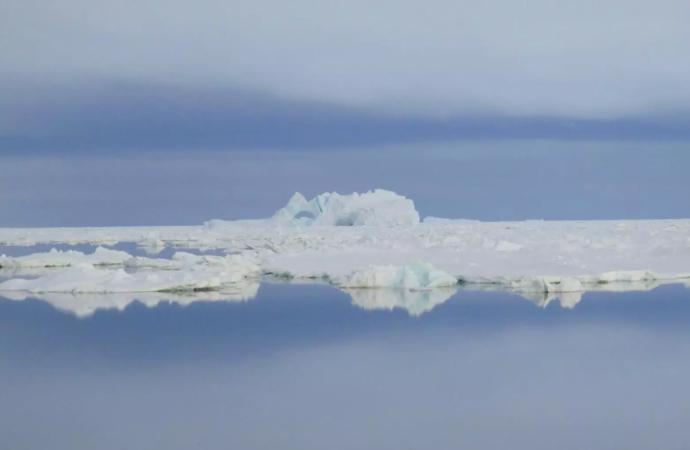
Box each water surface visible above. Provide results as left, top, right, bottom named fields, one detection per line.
left=1, top=283, right=689, bottom=450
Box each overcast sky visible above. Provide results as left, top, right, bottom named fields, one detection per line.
left=2, top=0, right=690, bottom=149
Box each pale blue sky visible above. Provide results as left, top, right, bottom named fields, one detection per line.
left=1, top=141, right=689, bottom=227
left=2, top=0, right=690, bottom=226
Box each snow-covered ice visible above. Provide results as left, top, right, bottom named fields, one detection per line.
left=0, top=246, right=131, bottom=268
left=1, top=189, right=689, bottom=308
left=0, top=250, right=259, bottom=294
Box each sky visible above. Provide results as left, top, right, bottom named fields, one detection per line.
left=2, top=0, right=690, bottom=150
left=2, top=0, right=690, bottom=226
left=1, top=141, right=689, bottom=226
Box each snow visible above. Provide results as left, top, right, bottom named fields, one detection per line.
left=1, top=189, right=689, bottom=306
left=258, top=220, right=690, bottom=292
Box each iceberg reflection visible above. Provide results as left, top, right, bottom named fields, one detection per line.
left=343, top=287, right=457, bottom=316
left=1, top=279, right=689, bottom=318
left=0, top=281, right=259, bottom=318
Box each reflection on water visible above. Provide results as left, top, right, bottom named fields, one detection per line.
left=467, top=278, right=689, bottom=311
left=1, top=277, right=688, bottom=317
left=1, top=283, right=690, bottom=450
left=345, top=286, right=458, bottom=316
left=0, top=282, right=260, bottom=318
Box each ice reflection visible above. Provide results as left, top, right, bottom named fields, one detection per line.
left=0, top=281, right=259, bottom=317
left=2, top=282, right=690, bottom=450
left=468, top=279, right=690, bottom=311
left=2, top=279, right=689, bottom=318
left=345, top=279, right=690, bottom=315
left=344, top=286, right=457, bottom=316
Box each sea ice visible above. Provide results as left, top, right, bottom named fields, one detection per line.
left=1, top=189, right=690, bottom=298
left=0, top=251, right=260, bottom=294
left=0, top=246, right=131, bottom=268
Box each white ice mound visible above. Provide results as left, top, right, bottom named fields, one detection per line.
left=272, top=189, right=420, bottom=226
left=125, top=252, right=260, bottom=273
left=0, top=254, right=260, bottom=293
left=0, top=246, right=131, bottom=268
left=339, top=261, right=458, bottom=289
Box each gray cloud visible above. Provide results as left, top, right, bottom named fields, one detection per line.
left=2, top=80, right=690, bottom=152
left=2, top=0, right=690, bottom=120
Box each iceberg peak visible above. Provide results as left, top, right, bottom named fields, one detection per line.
left=272, top=189, right=420, bottom=227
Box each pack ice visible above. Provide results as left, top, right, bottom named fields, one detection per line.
left=1, top=189, right=690, bottom=311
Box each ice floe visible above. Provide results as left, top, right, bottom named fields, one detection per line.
left=0, top=246, right=131, bottom=268
left=0, top=250, right=259, bottom=294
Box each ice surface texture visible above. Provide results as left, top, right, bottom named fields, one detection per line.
left=2, top=190, right=690, bottom=305
left=0, top=251, right=260, bottom=294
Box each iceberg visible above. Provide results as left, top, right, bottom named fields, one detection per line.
left=271, top=189, right=420, bottom=226
left=338, top=262, right=458, bottom=289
